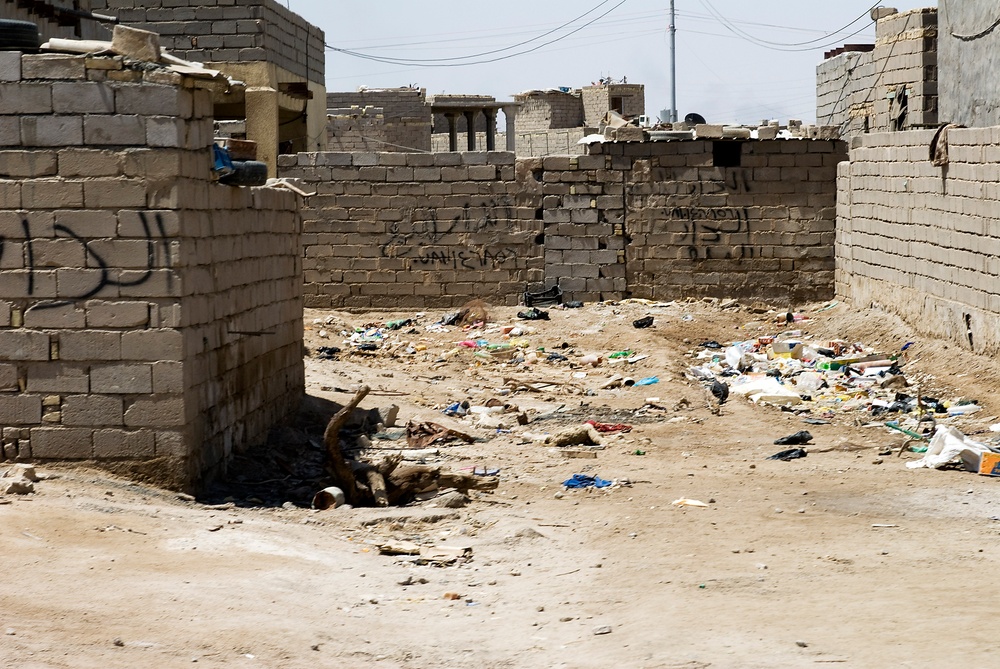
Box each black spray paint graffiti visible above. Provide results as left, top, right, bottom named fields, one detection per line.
left=665, top=206, right=759, bottom=261
left=380, top=203, right=517, bottom=269
left=6, top=212, right=169, bottom=310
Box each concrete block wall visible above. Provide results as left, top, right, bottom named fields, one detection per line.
left=0, top=52, right=303, bottom=489
left=0, top=0, right=105, bottom=41
left=281, top=138, right=842, bottom=307
left=327, top=109, right=388, bottom=152
left=279, top=151, right=543, bottom=309
left=514, top=91, right=584, bottom=131
left=582, top=84, right=645, bottom=126
left=534, top=154, right=629, bottom=302
left=817, top=8, right=937, bottom=138
left=88, top=0, right=325, bottom=83
left=429, top=129, right=588, bottom=156
left=327, top=89, right=432, bottom=153
left=837, top=127, right=1000, bottom=353
left=609, top=139, right=843, bottom=303
left=939, top=0, right=1000, bottom=127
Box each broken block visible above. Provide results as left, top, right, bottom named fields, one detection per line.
left=111, top=25, right=161, bottom=63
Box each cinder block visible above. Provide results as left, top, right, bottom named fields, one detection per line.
left=0, top=331, right=50, bottom=361
left=121, top=330, right=183, bottom=361
left=85, top=300, right=150, bottom=328
left=84, top=115, right=146, bottom=145
left=90, top=363, right=153, bottom=394
left=0, top=83, right=52, bottom=113
left=0, top=52, right=20, bottom=82
left=83, top=179, right=147, bottom=208
left=21, top=179, right=84, bottom=208
left=51, top=82, right=115, bottom=114
left=93, top=429, right=155, bottom=459
left=0, top=395, right=41, bottom=424
left=26, top=363, right=89, bottom=394
left=124, top=396, right=186, bottom=427
left=30, top=427, right=93, bottom=459
left=23, top=303, right=85, bottom=329
left=58, top=149, right=122, bottom=177
left=0, top=150, right=57, bottom=177
left=62, top=395, right=124, bottom=426
left=20, top=54, right=86, bottom=80
left=20, top=116, right=84, bottom=147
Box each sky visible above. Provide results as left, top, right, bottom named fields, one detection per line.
left=287, top=0, right=934, bottom=125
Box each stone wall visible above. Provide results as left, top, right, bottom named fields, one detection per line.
left=326, top=89, right=432, bottom=153
left=88, top=0, right=325, bottom=83
left=281, top=138, right=843, bottom=308
left=514, top=91, right=584, bottom=131
left=938, top=0, right=1000, bottom=127
left=837, top=127, right=1000, bottom=353
left=0, top=52, right=303, bottom=489
left=817, top=8, right=937, bottom=138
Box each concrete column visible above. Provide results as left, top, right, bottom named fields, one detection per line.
left=484, top=109, right=497, bottom=151
left=502, top=104, right=518, bottom=152
left=446, top=112, right=459, bottom=152
left=245, top=86, right=280, bottom=177
left=464, top=110, right=477, bottom=151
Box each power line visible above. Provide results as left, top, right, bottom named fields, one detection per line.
left=699, top=1, right=880, bottom=51
left=326, top=0, right=628, bottom=66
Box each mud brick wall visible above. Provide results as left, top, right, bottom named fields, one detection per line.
left=0, top=52, right=302, bottom=489
left=838, top=127, right=1000, bottom=354
left=89, top=0, right=325, bottom=83
left=817, top=8, right=937, bottom=138
left=611, top=139, right=844, bottom=303
left=280, top=151, right=543, bottom=309
left=283, top=139, right=842, bottom=307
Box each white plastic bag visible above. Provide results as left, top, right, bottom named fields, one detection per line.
left=906, top=425, right=995, bottom=471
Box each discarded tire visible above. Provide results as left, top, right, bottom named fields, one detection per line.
left=0, top=20, right=41, bottom=52
left=218, top=160, right=268, bottom=187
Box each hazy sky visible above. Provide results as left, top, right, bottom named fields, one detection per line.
left=287, top=0, right=934, bottom=124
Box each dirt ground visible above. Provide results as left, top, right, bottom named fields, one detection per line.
left=3, top=298, right=1000, bottom=669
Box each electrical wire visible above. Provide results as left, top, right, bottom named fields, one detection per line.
left=699, top=0, right=880, bottom=51
left=326, top=0, right=625, bottom=65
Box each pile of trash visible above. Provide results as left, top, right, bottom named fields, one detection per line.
left=311, top=306, right=664, bottom=397
left=685, top=318, right=1000, bottom=473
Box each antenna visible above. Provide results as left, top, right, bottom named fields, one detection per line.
left=669, top=0, right=677, bottom=123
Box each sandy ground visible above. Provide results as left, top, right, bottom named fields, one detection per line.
left=3, top=299, right=1000, bottom=669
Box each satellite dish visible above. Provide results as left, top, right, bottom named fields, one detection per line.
left=685, top=113, right=706, bottom=125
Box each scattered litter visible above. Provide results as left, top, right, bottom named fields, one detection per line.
left=585, top=420, right=633, bottom=433
left=872, top=524, right=899, bottom=528
left=907, top=425, right=997, bottom=472
left=672, top=498, right=709, bottom=508
left=311, top=486, right=346, bottom=510
left=547, top=424, right=604, bottom=447
left=563, top=474, right=612, bottom=489
left=711, top=379, right=730, bottom=404
left=767, top=448, right=808, bottom=461
left=517, top=308, right=549, bottom=321
left=774, top=430, right=813, bottom=445
left=316, top=346, right=341, bottom=359
left=632, top=316, right=654, bottom=329
left=406, top=422, right=476, bottom=449
left=635, top=376, right=659, bottom=386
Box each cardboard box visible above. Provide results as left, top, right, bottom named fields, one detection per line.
left=978, top=451, right=1000, bottom=477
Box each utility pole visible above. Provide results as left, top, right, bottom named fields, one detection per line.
left=669, top=0, right=677, bottom=123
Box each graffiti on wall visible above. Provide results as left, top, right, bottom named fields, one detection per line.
left=2, top=212, right=170, bottom=310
